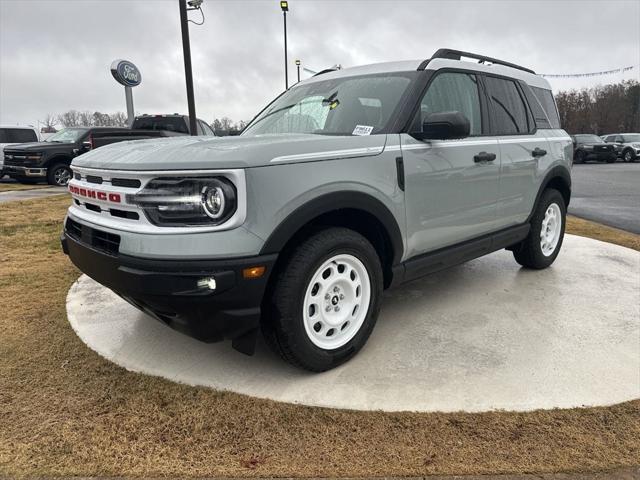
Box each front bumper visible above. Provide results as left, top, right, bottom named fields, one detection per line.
left=61, top=224, right=277, bottom=354
left=4, top=165, right=47, bottom=177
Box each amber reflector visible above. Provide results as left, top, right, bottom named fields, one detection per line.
left=243, top=266, right=266, bottom=279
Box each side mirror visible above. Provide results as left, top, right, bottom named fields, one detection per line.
left=81, top=141, right=92, bottom=152
left=412, top=111, right=470, bottom=140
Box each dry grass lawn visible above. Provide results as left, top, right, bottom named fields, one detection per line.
left=0, top=195, right=638, bottom=478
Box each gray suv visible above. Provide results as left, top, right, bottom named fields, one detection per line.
left=62, top=49, right=572, bottom=371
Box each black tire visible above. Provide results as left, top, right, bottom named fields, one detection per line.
left=623, top=149, right=636, bottom=163
left=47, top=163, right=72, bottom=186
left=574, top=150, right=585, bottom=164
left=262, top=227, right=383, bottom=372
left=512, top=188, right=566, bottom=269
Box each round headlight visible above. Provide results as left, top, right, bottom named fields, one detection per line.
left=202, top=186, right=226, bottom=219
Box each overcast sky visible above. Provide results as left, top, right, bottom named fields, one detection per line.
left=1, top=0, right=639, bottom=128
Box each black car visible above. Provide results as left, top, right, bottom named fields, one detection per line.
left=571, top=134, right=617, bottom=164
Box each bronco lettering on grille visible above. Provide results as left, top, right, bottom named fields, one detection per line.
left=69, top=185, right=121, bottom=203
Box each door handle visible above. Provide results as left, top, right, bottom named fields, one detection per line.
left=532, top=147, right=547, bottom=157
left=473, top=151, right=496, bottom=163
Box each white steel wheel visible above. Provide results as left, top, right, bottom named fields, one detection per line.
left=302, top=253, right=371, bottom=350
left=540, top=203, right=562, bottom=256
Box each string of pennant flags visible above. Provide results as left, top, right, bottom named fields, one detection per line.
left=539, top=65, right=636, bottom=78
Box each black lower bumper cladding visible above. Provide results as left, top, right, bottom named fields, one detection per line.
left=61, top=223, right=277, bottom=355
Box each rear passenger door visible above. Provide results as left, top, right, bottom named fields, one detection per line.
left=484, top=76, right=550, bottom=228
left=401, top=71, right=500, bottom=258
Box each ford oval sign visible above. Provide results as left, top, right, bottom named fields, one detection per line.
left=110, top=59, right=142, bottom=87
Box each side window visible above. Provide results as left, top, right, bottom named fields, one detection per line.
left=530, top=86, right=561, bottom=129
left=196, top=120, right=205, bottom=136
left=615, top=136, right=624, bottom=143
left=417, top=72, right=482, bottom=135
left=8, top=128, right=38, bottom=143
left=485, top=77, right=530, bottom=135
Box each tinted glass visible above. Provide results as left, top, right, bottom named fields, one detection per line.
left=132, top=117, right=189, bottom=134
left=8, top=128, right=38, bottom=143
left=0, top=129, right=9, bottom=143
left=243, top=73, right=414, bottom=136
left=485, top=77, right=530, bottom=135
left=574, top=134, right=603, bottom=143
left=418, top=72, right=482, bottom=135
left=531, top=86, right=560, bottom=129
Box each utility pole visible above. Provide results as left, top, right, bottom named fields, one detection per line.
left=179, top=0, right=198, bottom=136
left=280, top=1, right=289, bottom=90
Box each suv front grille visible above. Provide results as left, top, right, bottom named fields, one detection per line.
left=65, top=218, right=121, bottom=256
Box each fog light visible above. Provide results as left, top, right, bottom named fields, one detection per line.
left=243, top=266, right=265, bottom=279
left=197, top=277, right=217, bottom=290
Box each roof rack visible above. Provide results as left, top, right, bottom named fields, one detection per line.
left=418, top=48, right=536, bottom=75
left=313, top=68, right=339, bottom=77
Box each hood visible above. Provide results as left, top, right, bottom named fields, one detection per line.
left=3, top=141, right=70, bottom=152
left=71, top=134, right=387, bottom=171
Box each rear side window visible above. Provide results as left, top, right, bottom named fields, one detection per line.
left=417, top=72, right=482, bottom=135
left=484, top=77, right=530, bottom=135
left=8, top=128, right=37, bottom=143
left=132, top=117, right=189, bottom=134
left=531, top=86, right=561, bottom=129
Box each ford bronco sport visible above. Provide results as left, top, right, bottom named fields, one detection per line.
left=62, top=49, right=572, bottom=372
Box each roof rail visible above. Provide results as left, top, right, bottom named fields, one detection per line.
left=418, top=48, right=536, bottom=75
left=313, top=68, right=338, bottom=77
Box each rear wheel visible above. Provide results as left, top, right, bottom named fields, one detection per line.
left=574, top=150, right=585, bottom=164
left=512, top=189, right=566, bottom=269
left=47, top=163, right=72, bottom=186
left=262, top=227, right=383, bottom=372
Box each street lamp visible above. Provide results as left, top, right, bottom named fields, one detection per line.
left=295, top=59, right=301, bottom=83
left=280, top=1, right=289, bottom=90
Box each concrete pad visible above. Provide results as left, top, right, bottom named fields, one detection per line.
left=66, top=234, right=640, bottom=413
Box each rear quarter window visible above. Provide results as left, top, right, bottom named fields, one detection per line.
left=5, top=128, right=37, bottom=143
left=531, top=86, right=561, bottom=129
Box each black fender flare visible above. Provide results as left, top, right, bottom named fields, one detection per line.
left=527, top=165, right=572, bottom=222
left=259, top=191, right=404, bottom=265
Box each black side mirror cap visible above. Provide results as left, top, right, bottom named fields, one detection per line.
left=411, top=111, right=470, bottom=141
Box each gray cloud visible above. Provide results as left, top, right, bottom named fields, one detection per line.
left=1, top=0, right=639, bottom=127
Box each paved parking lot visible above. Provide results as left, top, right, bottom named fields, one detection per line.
left=569, top=163, right=639, bottom=234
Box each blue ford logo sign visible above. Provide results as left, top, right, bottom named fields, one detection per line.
left=110, top=59, right=142, bottom=87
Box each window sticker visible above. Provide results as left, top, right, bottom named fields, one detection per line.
left=352, top=125, right=374, bottom=136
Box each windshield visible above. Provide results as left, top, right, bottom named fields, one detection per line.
left=46, top=128, right=88, bottom=143
left=243, top=73, right=415, bottom=136
left=622, top=134, right=640, bottom=142
left=575, top=134, right=603, bottom=143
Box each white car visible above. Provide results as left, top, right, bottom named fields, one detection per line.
left=602, top=133, right=640, bottom=162
left=0, top=125, right=41, bottom=178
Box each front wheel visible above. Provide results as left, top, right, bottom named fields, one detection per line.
left=262, top=227, right=383, bottom=372
left=623, top=149, right=636, bottom=163
left=512, top=188, right=566, bottom=269
left=47, top=163, right=72, bottom=186
left=574, top=150, right=585, bottom=164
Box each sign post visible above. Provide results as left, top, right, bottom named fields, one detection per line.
left=110, top=59, right=142, bottom=127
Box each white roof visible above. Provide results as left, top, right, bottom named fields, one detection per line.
left=300, top=56, right=551, bottom=90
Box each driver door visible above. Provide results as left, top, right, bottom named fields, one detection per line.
left=401, top=71, right=500, bottom=259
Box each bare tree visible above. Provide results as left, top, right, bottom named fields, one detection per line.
left=40, top=113, right=58, bottom=133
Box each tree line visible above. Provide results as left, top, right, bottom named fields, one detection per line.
left=555, top=80, right=639, bottom=135
left=44, top=80, right=640, bottom=136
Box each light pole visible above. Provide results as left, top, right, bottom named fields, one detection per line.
left=295, top=59, right=301, bottom=83
left=280, top=1, right=289, bottom=90
left=179, top=0, right=204, bottom=136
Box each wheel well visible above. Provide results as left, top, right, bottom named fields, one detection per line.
left=545, top=176, right=571, bottom=207
left=46, top=156, right=72, bottom=167
left=273, top=209, right=396, bottom=289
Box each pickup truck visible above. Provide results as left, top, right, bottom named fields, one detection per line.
left=3, top=115, right=214, bottom=186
